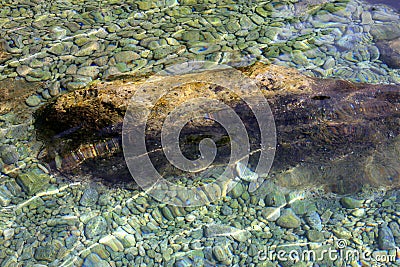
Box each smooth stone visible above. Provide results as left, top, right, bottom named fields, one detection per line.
left=3, top=228, right=14, bottom=240
left=16, top=169, right=50, bottom=195
left=49, top=25, right=66, bottom=39
left=307, top=230, right=324, bottom=242
left=90, top=244, right=110, bottom=259
left=48, top=81, right=61, bottom=97
left=0, top=145, right=19, bottom=164
left=230, top=182, right=244, bottom=198
left=114, top=51, right=140, bottom=63
left=48, top=42, right=71, bottom=55
left=153, top=46, right=177, bottom=60
left=85, top=216, right=107, bottom=239
left=182, top=31, right=200, bottom=41
left=80, top=186, right=99, bottom=206
left=34, top=245, right=57, bottom=262
left=0, top=185, right=12, bottom=206
left=370, top=23, right=400, bottom=41
left=99, top=235, right=124, bottom=252
left=389, top=222, right=400, bottom=237
left=262, top=207, right=280, bottom=221
left=66, top=81, right=87, bottom=90
left=340, top=197, right=363, bottom=209
left=305, top=211, right=322, bottom=231
left=204, top=224, right=250, bottom=241
left=161, top=206, right=174, bottom=220
left=276, top=209, right=301, bottom=228
left=290, top=200, right=315, bottom=215
left=25, top=95, right=42, bottom=107
left=82, top=253, right=111, bottom=267
left=376, top=37, right=400, bottom=69
left=16, top=65, right=33, bottom=76
left=332, top=227, right=352, bottom=239
left=221, top=204, right=232, bottom=216
left=378, top=225, right=396, bottom=250
left=75, top=42, right=100, bottom=57
left=77, top=66, right=100, bottom=78
left=351, top=208, right=365, bottom=217
left=212, top=245, right=232, bottom=264
left=265, top=190, right=286, bottom=207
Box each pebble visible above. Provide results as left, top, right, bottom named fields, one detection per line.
left=99, top=235, right=124, bottom=252
left=340, top=197, right=364, bottom=209
left=0, top=145, right=19, bottom=164
left=378, top=225, right=396, bottom=250
left=85, top=216, right=107, bottom=239
left=305, top=211, right=322, bottom=231
left=82, top=253, right=111, bottom=267
left=262, top=207, right=281, bottom=221
left=25, top=95, right=42, bottom=107
left=16, top=168, right=50, bottom=195
left=80, top=186, right=99, bottom=206
left=276, top=208, right=301, bottom=229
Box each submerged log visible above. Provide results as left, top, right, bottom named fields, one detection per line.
left=34, top=63, right=400, bottom=193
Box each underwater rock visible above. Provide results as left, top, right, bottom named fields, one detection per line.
left=340, top=197, right=364, bottom=209
left=16, top=168, right=50, bottom=195
left=34, top=63, right=400, bottom=193
left=276, top=208, right=301, bottom=228
left=378, top=225, right=396, bottom=250
left=376, top=37, right=400, bottom=68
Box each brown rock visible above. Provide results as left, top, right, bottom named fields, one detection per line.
left=377, top=37, right=400, bottom=69
left=35, top=63, right=400, bottom=193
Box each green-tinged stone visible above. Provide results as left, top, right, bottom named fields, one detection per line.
left=90, top=244, right=110, bottom=260
left=290, top=200, right=315, bottom=215
left=115, top=62, right=130, bottom=72
left=34, top=245, right=57, bottom=262
left=226, top=20, right=241, bottom=33
left=153, top=46, right=176, bottom=59
left=213, top=245, right=232, bottom=264
left=276, top=209, right=301, bottom=228
left=137, top=1, right=152, bottom=10
left=85, top=216, right=107, bottom=239
left=114, top=51, right=140, bottom=63
left=16, top=169, right=50, bottom=195
left=230, top=183, right=244, bottom=199
left=25, top=94, right=42, bottom=107
left=307, top=230, right=324, bottom=242
left=161, top=206, right=174, bottom=220
left=265, top=190, right=286, bottom=207
left=255, top=6, right=270, bottom=17
left=340, top=197, right=363, bottom=209
left=182, top=31, right=200, bottom=42
left=0, top=145, right=19, bottom=164
left=82, top=253, right=111, bottom=267
left=76, top=42, right=100, bottom=57
left=77, top=66, right=100, bottom=78
left=251, top=14, right=264, bottom=25
left=207, top=17, right=222, bottom=26
left=48, top=43, right=69, bottom=55
left=262, top=207, right=281, bottom=221
left=99, top=235, right=124, bottom=252
left=332, top=227, right=352, bottom=239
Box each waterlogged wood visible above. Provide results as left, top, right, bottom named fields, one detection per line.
left=35, top=63, right=400, bottom=193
